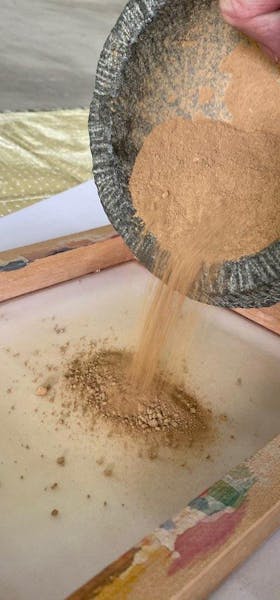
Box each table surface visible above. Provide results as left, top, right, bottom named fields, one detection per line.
left=0, top=182, right=279, bottom=600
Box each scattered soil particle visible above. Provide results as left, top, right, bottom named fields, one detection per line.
left=219, top=414, right=228, bottom=423
left=87, top=494, right=91, bottom=499
left=20, top=475, right=24, bottom=480
left=236, top=377, right=242, bottom=386
left=54, top=325, right=65, bottom=334
left=51, top=483, right=58, bottom=490
left=51, top=509, right=59, bottom=517
left=56, top=456, right=65, bottom=466
left=60, top=342, right=70, bottom=354
left=36, top=386, right=49, bottom=397
left=103, top=501, right=107, bottom=507
left=103, top=466, right=113, bottom=477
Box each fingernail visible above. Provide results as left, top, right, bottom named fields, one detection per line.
left=260, top=43, right=280, bottom=64
left=219, top=0, right=233, bottom=13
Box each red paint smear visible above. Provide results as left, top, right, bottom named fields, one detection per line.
left=168, top=506, right=246, bottom=575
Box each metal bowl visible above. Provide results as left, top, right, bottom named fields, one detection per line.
left=89, top=0, right=280, bottom=308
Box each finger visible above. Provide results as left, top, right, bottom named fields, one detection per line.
left=220, top=1, right=280, bottom=61
left=259, top=41, right=280, bottom=62
left=237, top=11, right=280, bottom=60
left=220, top=0, right=280, bottom=21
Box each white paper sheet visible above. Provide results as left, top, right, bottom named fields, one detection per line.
left=0, top=180, right=109, bottom=252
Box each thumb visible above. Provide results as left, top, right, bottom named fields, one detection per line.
left=220, top=0, right=280, bottom=62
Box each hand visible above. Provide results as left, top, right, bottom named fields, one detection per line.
left=219, top=1, right=280, bottom=62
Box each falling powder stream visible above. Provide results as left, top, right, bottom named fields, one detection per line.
left=130, top=231, right=214, bottom=390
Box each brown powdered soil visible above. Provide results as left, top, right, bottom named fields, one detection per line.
left=64, top=347, right=210, bottom=446
left=130, top=118, right=280, bottom=264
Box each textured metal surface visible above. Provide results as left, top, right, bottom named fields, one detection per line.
left=89, top=0, right=280, bottom=308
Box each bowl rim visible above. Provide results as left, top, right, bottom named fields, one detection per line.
left=89, top=0, right=280, bottom=309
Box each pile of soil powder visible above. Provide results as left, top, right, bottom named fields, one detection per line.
left=64, top=347, right=209, bottom=445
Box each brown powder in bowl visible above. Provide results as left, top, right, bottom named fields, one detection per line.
left=222, top=42, right=280, bottom=138
left=130, top=117, right=280, bottom=263
left=129, top=112, right=280, bottom=387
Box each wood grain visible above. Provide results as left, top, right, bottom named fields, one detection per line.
left=235, top=305, right=280, bottom=336
left=68, top=434, right=280, bottom=600
left=0, top=226, right=133, bottom=303
left=0, top=225, right=118, bottom=263
left=1, top=227, right=280, bottom=339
